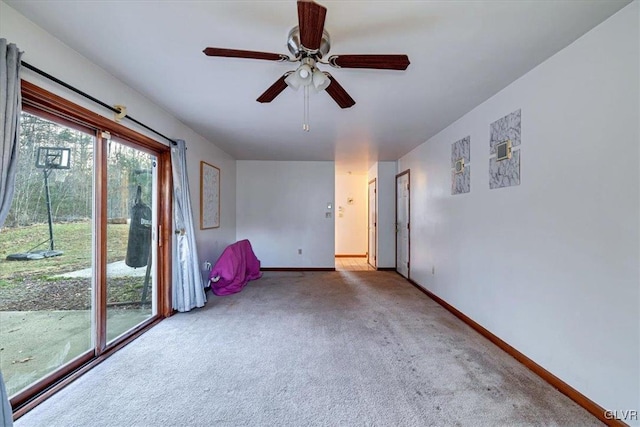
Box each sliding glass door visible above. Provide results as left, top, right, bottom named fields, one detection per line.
left=105, top=138, right=157, bottom=342
left=1, top=81, right=172, bottom=414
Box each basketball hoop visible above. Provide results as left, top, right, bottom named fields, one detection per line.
left=35, top=147, right=71, bottom=170
left=6, top=147, right=71, bottom=261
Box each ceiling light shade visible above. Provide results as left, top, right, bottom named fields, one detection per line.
left=312, top=69, right=330, bottom=91
left=295, top=64, right=313, bottom=86
left=285, top=72, right=302, bottom=90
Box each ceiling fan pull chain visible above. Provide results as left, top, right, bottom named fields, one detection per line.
left=303, top=85, right=310, bottom=132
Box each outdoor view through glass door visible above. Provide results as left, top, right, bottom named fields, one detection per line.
left=106, top=138, right=156, bottom=342
left=0, top=112, right=95, bottom=397
left=0, top=109, right=161, bottom=401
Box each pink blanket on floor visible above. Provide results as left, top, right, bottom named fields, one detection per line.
left=209, top=239, right=262, bottom=296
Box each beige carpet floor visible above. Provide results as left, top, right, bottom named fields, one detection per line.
left=16, top=271, right=601, bottom=426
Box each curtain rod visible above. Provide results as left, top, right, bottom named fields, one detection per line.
left=21, top=61, right=177, bottom=146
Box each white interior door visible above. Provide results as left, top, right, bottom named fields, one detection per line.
left=396, top=171, right=410, bottom=278
left=368, top=179, right=377, bottom=268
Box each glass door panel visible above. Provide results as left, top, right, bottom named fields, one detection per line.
left=105, top=139, right=156, bottom=343
left=0, top=112, right=94, bottom=396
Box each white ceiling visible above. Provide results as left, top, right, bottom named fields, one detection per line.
left=6, top=0, right=630, bottom=173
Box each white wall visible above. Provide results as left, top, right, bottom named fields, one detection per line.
left=183, top=142, right=236, bottom=276
left=335, top=172, right=367, bottom=255
left=368, top=161, right=397, bottom=269
left=0, top=2, right=237, bottom=274
left=398, top=1, right=639, bottom=415
left=236, top=161, right=335, bottom=268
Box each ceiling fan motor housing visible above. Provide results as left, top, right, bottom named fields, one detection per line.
left=287, top=26, right=331, bottom=59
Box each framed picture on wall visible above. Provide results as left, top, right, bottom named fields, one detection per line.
left=200, top=161, right=220, bottom=229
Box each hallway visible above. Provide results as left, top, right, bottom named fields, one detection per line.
left=335, top=256, right=375, bottom=271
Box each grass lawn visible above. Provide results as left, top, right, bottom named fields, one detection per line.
left=1, top=222, right=153, bottom=397
left=1, top=222, right=152, bottom=310
left=0, top=221, right=129, bottom=284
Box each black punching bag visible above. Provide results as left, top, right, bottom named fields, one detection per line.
left=125, top=186, right=152, bottom=268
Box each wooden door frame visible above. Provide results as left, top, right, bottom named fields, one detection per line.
left=367, top=178, right=377, bottom=268
left=12, top=81, right=173, bottom=417
left=395, top=169, right=410, bottom=279
left=21, top=81, right=173, bottom=317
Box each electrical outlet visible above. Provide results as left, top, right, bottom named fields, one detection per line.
left=325, top=212, right=332, bottom=218
left=298, top=249, right=302, bottom=255
left=204, top=261, right=212, bottom=271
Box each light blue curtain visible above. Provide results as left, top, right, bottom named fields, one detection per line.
left=170, top=139, right=206, bottom=312
left=0, top=38, right=19, bottom=427
left=0, top=39, right=22, bottom=230
left=0, top=371, right=11, bottom=427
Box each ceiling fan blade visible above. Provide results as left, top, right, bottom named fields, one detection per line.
left=257, top=74, right=289, bottom=103
left=325, top=75, right=355, bottom=109
left=297, top=0, right=327, bottom=50
left=203, top=47, right=287, bottom=62
left=328, top=54, right=410, bottom=70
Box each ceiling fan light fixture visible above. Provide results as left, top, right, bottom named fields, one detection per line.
left=286, top=61, right=316, bottom=90
left=295, top=63, right=313, bottom=85
left=312, top=69, right=330, bottom=91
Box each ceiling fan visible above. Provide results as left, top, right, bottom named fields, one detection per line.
left=203, top=0, right=410, bottom=129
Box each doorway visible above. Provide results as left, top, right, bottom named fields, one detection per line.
left=367, top=178, right=377, bottom=268
left=396, top=170, right=410, bottom=278
left=334, top=171, right=368, bottom=270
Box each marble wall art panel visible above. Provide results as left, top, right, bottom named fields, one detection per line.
left=490, top=149, right=520, bottom=189
left=451, top=136, right=470, bottom=195
left=489, top=109, right=521, bottom=189
left=451, top=136, right=470, bottom=167
left=490, top=109, right=521, bottom=154
left=452, top=166, right=470, bottom=194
